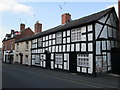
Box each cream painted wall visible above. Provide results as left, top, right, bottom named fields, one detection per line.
left=14, top=41, right=31, bottom=66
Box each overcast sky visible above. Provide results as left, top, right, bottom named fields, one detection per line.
left=0, top=0, right=118, bottom=48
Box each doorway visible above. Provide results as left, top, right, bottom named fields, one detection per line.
left=44, top=50, right=51, bottom=69
left=19, top=53, right=23, bottom=64
left=69, top=52, right=77, bottom=73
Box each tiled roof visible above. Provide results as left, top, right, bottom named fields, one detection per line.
left=15, top=7, right=117, bottom=43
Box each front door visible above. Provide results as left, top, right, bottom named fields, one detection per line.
left=69, top=53, right=77, bottom=73
left=45, top=50, right=51, bottom=69
left=20, top=55, right=23, bottom=64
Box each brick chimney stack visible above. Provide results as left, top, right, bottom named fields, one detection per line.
left=34, top=21, right=42, bottom=33
left=62, top=13, right=71, bottom=24
left=20, top=23, right=25, bottom=31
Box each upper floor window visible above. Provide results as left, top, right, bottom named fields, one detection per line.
left=16, top=43, right=19, bottom=51
left=56, top=32, right=62, bottom=44
left=26, top=42, right=29, bottom=50
left=38, top=38, right=42, bottom=47
left=71, top=28, right=81, bottom=42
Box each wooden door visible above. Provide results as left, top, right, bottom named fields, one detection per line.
left=69, top=53, right=77, bottom=73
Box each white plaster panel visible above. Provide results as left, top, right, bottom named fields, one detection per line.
left=77, top=67, right=80, bottom=72
left=49, top=40, right=51, bottom=46
left=71, top=44, right=74, bottom=51
left=67, top=44, right=70, bottom=52
left=52, top=46, right=55, bottom=52
left=67, top=30, right=70, bottom=36
left=53, top=34, right=55, bottom=38
left=82, top=68, right=87, bottom=73
left=40, top=61, right=42, bottom=66
left=63, top=38, right=66, bottom=44
left=43, top=37, right=45, bottom=41
left=59, top=45, right=62, bottom=52
left=63, top=45, right=66, bottom=52
left=81, top=35, right=86, bottom=41
left=56, top=46, right=58, bottom=52
left=96, top=41, right=101, bottom=54
left=88, top=25, right=92, bottom=31
left=88, top=43, right=93, bottom=51
left=88, top=33, right=93, bottom=41
left=59, top=65, right=62, bottom=69
left=51, top=53, right=54, bottom=59
left=81, top=43, right=86, bottom=51
left=63, top=31, right=66, bottom=37
left=88, top=54, right=93, bottom=74
left=49, top=35, right=52, bottom=39
left=64, top=62, right=67, bottom=70
left=46, top=36, right=48, bottom=40
left=76, top=43, right=80, bottom=51
left=53, top=40, right=55, bottom=45
left=67, top=37, right=70, bottom=43
left=81, top=26, right=86, bottom=33
left=55, top=64, right=57, bottom=68
left=51, top=61, right=54, bottom=69
left=95, top=23, right=103, bottom=39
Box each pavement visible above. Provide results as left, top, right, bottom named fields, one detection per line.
left=2, top=61, right=120, bottom=89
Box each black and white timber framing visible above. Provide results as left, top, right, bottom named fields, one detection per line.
left=17, top=7, right=119, bottom=75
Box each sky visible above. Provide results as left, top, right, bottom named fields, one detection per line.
left=0, top=0, right=118, bottom=48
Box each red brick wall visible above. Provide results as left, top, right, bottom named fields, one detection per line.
left=3, top=38, right=15, bottom=51
left=15, top=27, right=34, bottom=41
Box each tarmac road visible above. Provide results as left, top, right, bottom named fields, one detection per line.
left=2, top=62, right=120, bottom=89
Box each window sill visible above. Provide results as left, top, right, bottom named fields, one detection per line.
left=25, top=49, right=29, bottom=51
left=77, top=65, right=90, bottom=68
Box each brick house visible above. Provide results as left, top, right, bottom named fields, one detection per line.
left=2, top=24, right=34, bottom=63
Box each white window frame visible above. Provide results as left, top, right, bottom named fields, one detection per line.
left=77, top=54, right=89, bottom=67
left=38, top=38, right=42, bottom=47
left=16, top=43, right=19, bottom=51
left=55, top=54, right=63, bottom=64
left=26, top=42, right=29, bottom=50
left=71, top=28, right=82, bottom=42
left=56, top=32, right=62, bottom=44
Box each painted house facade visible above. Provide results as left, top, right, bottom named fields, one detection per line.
left=14, top=21, right=42, bottom=65
left=14, top=38, right=32, bottom=65
left=27, top=7, right=118, bottom=75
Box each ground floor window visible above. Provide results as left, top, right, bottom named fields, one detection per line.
left=77, top=54, right=89, bottom=67
left=25, top=55, right=29, bottom=64
left=55, top=54, right=63, bottom=64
